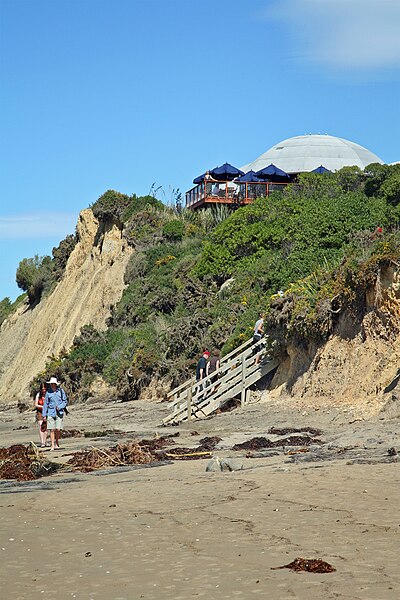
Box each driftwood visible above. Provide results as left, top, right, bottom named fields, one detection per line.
left=68, top=442, right=156, bottom=472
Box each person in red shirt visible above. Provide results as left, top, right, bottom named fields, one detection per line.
left=34, top=382, right=48, bottom=447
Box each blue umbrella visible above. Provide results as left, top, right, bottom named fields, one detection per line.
left=235, top=170, right=262, bottom=182
left=255, top=164, right=290, bottom=180
left=312, top=165, right=331, bottom=174
left=210, top=162, right=244, bottom=181
left=193, top=172, right=206, bottom=184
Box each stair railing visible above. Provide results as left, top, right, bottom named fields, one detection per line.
left=167, top=336, right=258, bottom=407
left=163, top=336, right=271, bottom=424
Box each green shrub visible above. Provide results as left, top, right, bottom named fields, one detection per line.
left=1, top=296, right=30, bottom=328
left=124, top=252, right=147, bottom=284
left=91, top=190, right=166, bottom=226
left=91, top=189, right=131, bottom=221
left=52, top=234, right=77, bottom=281
left=162, top=220, right=185, bottom=241
left=122, top=195, right=164, bottom=221
left=16, top=254, right=54, bottom=305
left=0, top=297, right=12, bottom=326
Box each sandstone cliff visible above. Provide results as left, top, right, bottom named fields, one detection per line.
left=0, top=209, right=133, bottom=403
left=267, top=264, right=400, bottom=417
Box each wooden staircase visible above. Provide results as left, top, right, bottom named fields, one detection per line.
left=163, top=337, right=278, bottom=424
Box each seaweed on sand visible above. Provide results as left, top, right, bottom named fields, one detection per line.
left=268, top=426, right=322, bottom=437
left=68, top=433, right=215, bottom=472
left=160, top=448, right=212, bottom=460
left=271, top=557, right=336, bottom=573
left=138, top=436, right=177, bottom=451
left=198, top=436, right=222, bottom=450
left=68, top=442, right=157, bottom=472
left=233, top=434, right=322, bottom=451
left=0, top=443, right=60, bottom=481
left=158, top=436, right=222, bottom=460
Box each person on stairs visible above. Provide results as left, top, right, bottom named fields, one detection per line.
left=196, top=350, right=210, bottom=401
left=253, top=313, right=264, bottom=364
left=207, top=349, right=221, bottom=394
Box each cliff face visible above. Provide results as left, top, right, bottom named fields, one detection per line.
left=268, top=265, right=400, bottom=417
left=0, top=209, right=134, bottom=403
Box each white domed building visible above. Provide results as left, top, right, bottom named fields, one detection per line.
left=242, top=134, right=383, bottom=174
left=186, top=134, right=385, bottom=209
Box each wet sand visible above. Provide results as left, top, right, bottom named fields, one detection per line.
left=1, top=398, right=399, bottom=600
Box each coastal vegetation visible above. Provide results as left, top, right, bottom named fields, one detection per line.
left=2, top=164, right=400, bottom=401
left=0, top=293, right=27, bottom=327
left=14, top=234, right=77, bottom=306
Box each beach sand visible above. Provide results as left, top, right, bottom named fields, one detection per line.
left=1, top=398, right=399, bottom=600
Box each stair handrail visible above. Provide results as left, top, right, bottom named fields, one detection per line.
left=163, top=338, right=270, bottom=424
left=167, top=336, right=256, bottom=402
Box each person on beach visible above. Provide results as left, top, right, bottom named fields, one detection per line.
left=207, top=349, right=221, bottom=394
left=42, top=377, right=68, bottom=451
left=196, top=350, right=210, bottom=400
left=34, top=382, right=48, bottom=447
left=253, top=313, right=264, bottom=364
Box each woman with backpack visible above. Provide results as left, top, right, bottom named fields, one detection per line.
left=34, top=382, right=48, bottom=448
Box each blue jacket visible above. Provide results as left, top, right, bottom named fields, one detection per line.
left=42, top=388, right=68, bottom=418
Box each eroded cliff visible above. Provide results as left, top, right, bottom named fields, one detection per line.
left=267, top=265, right=400, bottom=417
left=0, top=209, right=133, bottom=403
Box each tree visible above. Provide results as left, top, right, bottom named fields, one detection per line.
left=52, top=234, right=77, bottom=281
left=381, top=172, right=400, bottom=206
left=0, top=297, right=12, bottom=326
left=16, top=255, right=53, bottom=304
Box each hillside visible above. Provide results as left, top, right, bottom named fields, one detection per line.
left=1, top=164, right=400, bottom=410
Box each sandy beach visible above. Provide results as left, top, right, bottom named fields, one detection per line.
left=1, top=397, right=399, bottom=600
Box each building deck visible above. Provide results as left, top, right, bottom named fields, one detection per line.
left=186, top=181, right=288, bottom=209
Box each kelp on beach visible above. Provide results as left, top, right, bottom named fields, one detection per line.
left=271, top=557, right=336, bottom=573
left=232, top=434, right=322, bottom=451
left=0, top=443, right=60, bottom=481
left=67, top=434, right=220, bottom=471
left=0, top=430, right=326, bottom=481
left=0, top=434, right=219, bottom=481
left=68, top=442, right=157, bottom=472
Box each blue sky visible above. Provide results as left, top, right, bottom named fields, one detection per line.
left=1, top=0, right=399, bottom=301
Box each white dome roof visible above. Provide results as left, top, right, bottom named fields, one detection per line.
left=242, top=134, right=383, bottom=174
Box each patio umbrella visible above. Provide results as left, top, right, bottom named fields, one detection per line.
left=193, top=172, right=206, bottom=184
left=255, top=164, right=290, bottom=181
left=312, top=165, right=331, bottom=174
left=210, top=162, right=245, bottom=181
left=235, top=170, right=262, bottom=182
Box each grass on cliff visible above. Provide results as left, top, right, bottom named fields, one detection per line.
left=0, top=293, right=27, bottom=327
left=265, top=231, right=400, bottom=346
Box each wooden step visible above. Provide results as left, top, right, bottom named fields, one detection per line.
left=163, top=352, right=279, bottom=424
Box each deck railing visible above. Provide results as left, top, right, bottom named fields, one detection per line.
left=185, top=181, right=288, bottom=209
